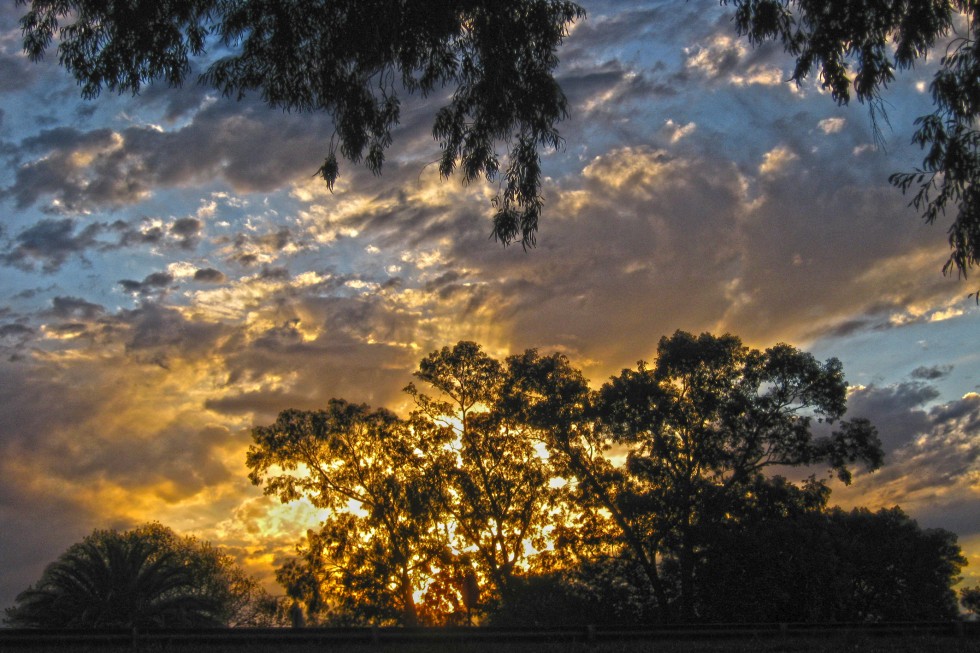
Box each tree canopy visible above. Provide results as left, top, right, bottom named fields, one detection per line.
left=17, top=0, right=583, bottom=249
left=247, top=399, right=451, bottom=625
left=502, top=331, right=882, bottom=621
left=16, top=0, right=980, bottom=277
left=238, top=334, right=954, bottom=627
left=4, top=523, right=275, bottom=629
left=963, top=585, right=980, bottom=616
left=407, top=342, right=559, bottom=604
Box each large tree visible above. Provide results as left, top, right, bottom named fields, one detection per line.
left=824, top=506, right=965, bottom=621
left=498, top=348, right=675, bottom=618
left=406, top=341, right=558, bottom=608
left=598, top=331, right=882, bottom=620
left=499, top=332, right=882, bottom=622
left=247, top=399, right=450, bottom=626
left=4, top=523, right=266, bottom=629
left=17, top=0, right=980, bottom=277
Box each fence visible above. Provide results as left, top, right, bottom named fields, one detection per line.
left=1, top=621, right=977, bottom=649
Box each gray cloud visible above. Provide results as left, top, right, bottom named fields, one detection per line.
left=1, top=218, right=106, bottom=272
left=834, top=391, right=980, bottom=537
left=117, top=303, right=228, bottom=367
left=113, top=219, right=166, bottom=247
left=48, top=295, right=106, bottom=320
left=3, top=100, right=333, bottom=212
left=0, top=322, right=32, bottom=336
left=170, top=217, right=203, bottom=250
left=193, top=267, right=226, bottom=283
left=118, top=272, right=175, bottom=296
left=846, top=383, right=940, bottom=454
left=0, top=52, right=37, bottom=94
left=911, top=364, right=954, bottom=381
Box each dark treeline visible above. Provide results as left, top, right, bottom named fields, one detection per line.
left=245, top=332, right=965, bottom=626
left=4, top=332, right=970, bottom=630
left=4, top=523, right=280, bottom=629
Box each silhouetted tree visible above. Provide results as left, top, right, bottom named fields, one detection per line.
left=240, top=337, right=969, bottom=627
left=694, top=475, right=841, bottom=622
left=407, top=341, right=558, bottom=609
left=4, top=524, right=262, bottom=628
left=247, top=399, right=450, bottom=626
left=962, top=585, right=980, bottom=617
left=598, top=331, right=882, bottom=620
left=18, top=1, right=980, bottom=275
left=498, top=348, right=674, bottom=618
left=826, top=506, right=965, bottom=621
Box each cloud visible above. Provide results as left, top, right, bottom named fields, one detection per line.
left=47, top=296, right=106, bottom=320
left=0, top=323, right=33, bottom=337
left=1, top=218, right=106, bottom=272
left=117, top=302, right=228, bottom=366
left=758, top=144, right=799, bottom=176
left=818, top=117, right=847, bottom=134
left=684, top=34, right=784, bottom=87
left=835, top=390, right=980, bottom=535
left=119, top=271, right=176, bottom=296
left=911, top=364, right=954, bottom=381
left=194, top=267, right=227, bottom=283
left=170, top=217, right=203, bottom=250
left=3, top=99, right=335, bottom=212
left=846, top=382, right=940, bottom=454
left=662, top=119, right=697, bottom=144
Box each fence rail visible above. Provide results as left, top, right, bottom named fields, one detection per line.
left=1, top=621, right=976, bottom=648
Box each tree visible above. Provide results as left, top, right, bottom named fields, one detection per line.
left=247, top=399, right=450, bottom=626
left=962, top=585, right=980, bottom=617
left=4, top=523, right=264, bottom=629
left=17, top=1, right=980, bottom=277
left=693, top=475, right=841, bottom=622
left=498, top=348, right=675, bottom=619
left=598, top=331, right=882, bottom=620
left=498, top=332, right=881, bottom=621
left=406, top=341, right=558, bottom=608
left=825, top=507, right=965, bottom=621
left=16, top=0, right=583, bottom=248
left=129, top=523, right=280, bottom=627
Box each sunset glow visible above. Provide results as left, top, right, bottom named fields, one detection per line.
left=1, top=0, right=978, bottom=614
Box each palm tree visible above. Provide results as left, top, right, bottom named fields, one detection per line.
left=5, top=528, right=224, bottom=628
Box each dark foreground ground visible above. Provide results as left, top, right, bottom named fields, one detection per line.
left=7, top=638, right=980, bottom=653
left=4, top=624, right=979, bottom=653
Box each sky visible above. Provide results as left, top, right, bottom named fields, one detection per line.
left=0, top=1, right=978, bottom=611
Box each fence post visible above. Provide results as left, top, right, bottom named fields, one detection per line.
left=585, top=624, right=596, bottom=644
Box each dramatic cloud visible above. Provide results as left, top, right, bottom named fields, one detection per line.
left=3, top=101, right=335, bottom=213
left=0, top=0, right=976, bottom=613
left=47, top=295, right=106, bottom=320
left=835, top=390, right=980, bottom=537
left=170, top=217, right=203, bottom=250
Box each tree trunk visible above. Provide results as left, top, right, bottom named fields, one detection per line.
left=399, top=573, right=419, bottom=627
